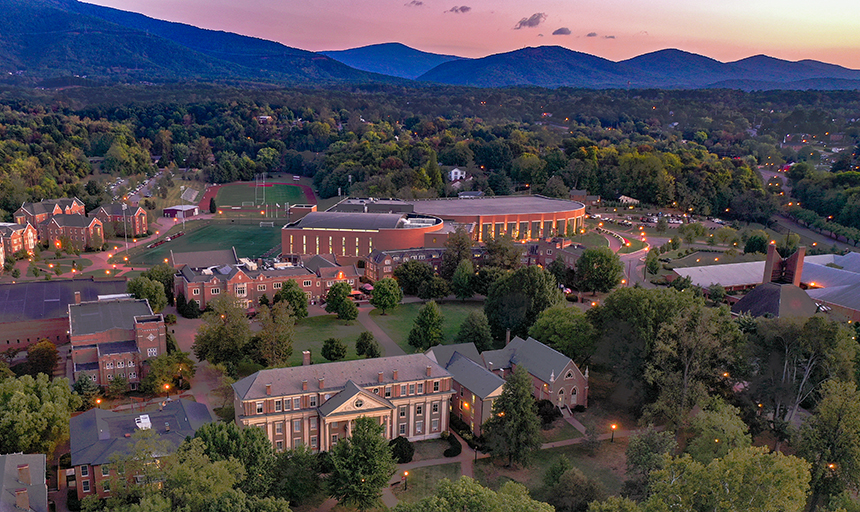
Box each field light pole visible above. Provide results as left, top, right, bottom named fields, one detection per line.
left=122, top=203, right=128, bottom=253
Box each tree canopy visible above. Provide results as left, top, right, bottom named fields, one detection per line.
left=369, top=277, right=403, bottom=314
left=192, top=294, right=252, bottom=367
left=483, top=366, right=542, bottom=467
left=327, top=416, right=397, bottom=511
left=484, top=265, right=562, bottom=342
left=0, top=374, right=80, bottom=457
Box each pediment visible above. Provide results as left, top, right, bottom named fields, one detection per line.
left=319, top=381, right=393, bottom=417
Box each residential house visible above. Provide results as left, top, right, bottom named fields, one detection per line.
left=0, top=453, right=48, bottom=512
left=232, top=352, right=454, bottom=452
left=14, top=198, right=85, bottom=230
left=426, top=343, right=504, bottom=437
left=70, top=400, right=213, bottom=499
left=482, top=336, right=588, bottom=411
left=69, top=298, right=166, bottom=388
left=88, top=204, right=148, bottom=237
left=0, top=222, right=37, bottom=259
left=448, top=168, right=467, bottom=182
left=41, top=215, right=104, bottom=251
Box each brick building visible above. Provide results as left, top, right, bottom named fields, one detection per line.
left=0, top=278, right=128, bottom=351
left=14, top=198, right=85, bottom=229
left=300, top=254, right=361, bottom=299
left=174, top=264, right=320, bottom=309
left=364, top=246, right=486, bottom=282
left=69, top=298, right=167, bottom=388
left=0, top=222, right=38, bottom=259
left=232, top=353, right=454, bottom=452
left=41, top=215, right=104, bottom=251
left=70, top=400, right=213, bottom=499
left=88, top=204, right=148, bottom=237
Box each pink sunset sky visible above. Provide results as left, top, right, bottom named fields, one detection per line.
left=85, top=0, right=860, bottom=68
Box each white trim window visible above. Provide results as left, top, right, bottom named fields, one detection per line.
left=192, top=288, right=200, bottom=296
left=257, top=284, right=266, bottom=291
left=211, top=288, right=220, bottom=295
left=273, top=281, right=283, bottom=289
left=235, top=284, right=247, bottom=297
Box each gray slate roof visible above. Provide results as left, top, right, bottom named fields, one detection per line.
left=0, top=453, right=47, bottom=512
left=97, top=340, right=139, bottom=356
left=289, top=211, right=408, bottom=230
left=731, top=282, right=819, bottom=318
left=0, top=278, right=128, bottom=324
left=443, top=352, right=505, bottom=400
left=88, top=204, right=144, bottom=217
left=46, top=214, right=96, bottom=228
left=409, top=195, right=585, bottom=216
left=69, top=299, right=153, bottom=336
left=425, top=343, right=483, bottom=367
left=233, top=354, right=450, bottom=401
left=70, top=399, right=212, bottom=467
left=482, top=336, right=574, bottom=385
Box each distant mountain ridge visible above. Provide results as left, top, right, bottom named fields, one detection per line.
left=0, top=0, right=858, bottom=91
left=321, top=43, right=464, bottom=79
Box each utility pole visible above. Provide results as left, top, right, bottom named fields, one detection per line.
left=122, top=203, right=128, bottom=253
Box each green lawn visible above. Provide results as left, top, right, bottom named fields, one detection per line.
left=618, top=238, right=647, bottom=254
left=393, top=462, right=462, bottom=505
left=215, top=183, right=307, bottom=207
left=289, top=315, right=369, bottom=365
left=411, top=438, right=450, bottom=462
left=370, top=301, right=485, bottom=353
left=540, top=419, right=583, bottom=443
left=575, top=233, right=609, bottom=248
left=129, top=223, right=282, bottom=265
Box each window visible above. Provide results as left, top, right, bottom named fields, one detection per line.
left=81, top=466, right=89, bottom=477
left=284, top=399, right=291, bottom=411
left=409, top=384, right=415, bottom=395
left=309, top=395, right=317, bottom=407
left=118, top=372, right=125, bottom=379
left=303, top=280, right=312, bottom=287
left=102, top=481, right=110, bottom=493
left=104, top=362, right=113, bottom=369
left=147, top=348, right=157, bottom=357
left=107, top=374, right=113, bottom=381
left=400, top=385, right=406, bottom=396
left=459, top=388, right=464, bottom=397
left=416, top=421, right=423, bottom=434
left=399, top=406, right=406, bottom=418
left=275, top=400, right=282, bottom=412
left=256, top=402, right=264, bottom=414
left=332, top=422, right=338, bottom=428
left=257, top=284, right=266, bottom=291
left=90, top=375, right=97, bottom=382
left=275, top=422, right=283, bottom=434
left=128, top=360, right=135, bottom=367
left=294, top=437, right=302, bottom=447
left=311, top=435, right=318, bottom=448
left=293, top=397, right=301, bottom=410
left=459, top=400, right=463, bottom=410
left=432, top=402, right=439, bottom=413
left=565, top=371, right=574, bottom=379
left=417, top=383, right=423, bottom=394
left=431, top=419, right=439, bottom=431
left=331, top=434, right=339, bottom=445
left=293, top=419, right=301, bottom=432
left=82, top=480, right=90, bottom=493
left=117, top=361, right=124, bottom=369
left=192, top=288, right=200, bottom=296
left=235, top=284, right=246, bottom=297
left=385, top=387, right=391, bottom=398
left=383, top=266, right=392, bottom=273
left=433, top=381, right=439, bottom=392
left=310, top=417, right=318, bottom=430
left=129, top=372, right=136, bottom=380
left=373, top=388, right=379, bottom=395
left=273, top=282, right=283, bottom=289
left=211, top=288, right=220, bottom=295
left=399, top=424, right=406, bottom=435
left=275, top=440, right=283, bottom=451
left=416, top=405, right=423, bottom=415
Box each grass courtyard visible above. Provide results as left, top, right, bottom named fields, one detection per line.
left=215, top=182, right=308, bottom=207
left=370, top=301, right=486, bottom=353
left=289, top=315, right=369, bottom=365
left=128, top=223, right=282, bottom=265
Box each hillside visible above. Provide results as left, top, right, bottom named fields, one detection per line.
left=321, top=42, right=464, bottom=79
left=0, top=0, right=395, bottom=84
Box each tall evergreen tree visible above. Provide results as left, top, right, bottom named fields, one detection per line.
left=451, top=259, right=475, bottom=301
left=407, top=300, right=444, bottom=351
left=440, top=228, right=473, bottom=280
left=482, top=366, right=542, bottom=467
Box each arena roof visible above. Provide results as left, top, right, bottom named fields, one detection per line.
left=0, top=278, right=128, bottom=324
left=287, top=211, right=440, bottom=231
left=407, top=195, right=585, bottom=217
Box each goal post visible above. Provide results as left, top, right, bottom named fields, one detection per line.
left=255, top=172, right=266, bottom=204
left=259, top=221, right=274, bottom=228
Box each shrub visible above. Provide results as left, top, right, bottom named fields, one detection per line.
left=536, top=399, right=562, bottom=428
left=164, top=313, right=177, bottom=325
left=389, top=436, right=415, bottom=463
left=443, top=433, right=462, bottom=457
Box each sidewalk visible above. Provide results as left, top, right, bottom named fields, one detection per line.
left=357, top=307, right=406, bottom=357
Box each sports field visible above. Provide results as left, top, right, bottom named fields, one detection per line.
left=129, top=223, right=282, bottom=266
left=215, top=183, right=307, bottom=207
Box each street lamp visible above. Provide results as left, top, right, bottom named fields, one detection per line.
left=164, top=383, right=171, bottom=399
left=610, top=423, right=617, bottom=442
left=403, top=471, right=409, bottom=490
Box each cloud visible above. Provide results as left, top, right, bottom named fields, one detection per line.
left=604, top=35, right=616, bottom=39
left=405, top=0, right=423, bottom=5
left=586, top=32, right=598, bottom=37
left=446, top=5, right=471, bottom=13
left=552, top=27, right=571, bottom=35
left=514, top=13, right=547, bottom=29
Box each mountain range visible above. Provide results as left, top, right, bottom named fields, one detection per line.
left=2, top=0, right=859, bottom=91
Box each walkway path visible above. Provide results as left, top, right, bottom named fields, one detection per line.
left=357, top=306, right=406, bottom=357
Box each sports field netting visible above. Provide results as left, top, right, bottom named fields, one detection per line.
left=215, top=183, right=307, bottom=207
left=129, top=224, right=282, bottom=266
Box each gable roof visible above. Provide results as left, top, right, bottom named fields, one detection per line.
left=233, top=354, right=450, bottom=401
left=444, top=352, right=505, bottom=400
left=317, top=380, right=394, bottom=417
left=481, top=336, right=578, bottom=384
left=70, top=399, right=213, bottom=467
left=731, top=281, right=820, bottom=318
left=88, top=204, right=145, bottom=217
left=425, top=343, right=482, bottom=367
left=47, top=214, right=98, bottom=228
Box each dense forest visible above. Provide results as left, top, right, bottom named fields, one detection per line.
left=1, top=84, right=859, bottom=227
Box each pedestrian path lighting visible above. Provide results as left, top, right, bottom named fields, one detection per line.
left=610, top=423, right=617, bottom=442
left=403, top=471, right=409, bottom=490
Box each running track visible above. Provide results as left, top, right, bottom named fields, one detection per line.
left=196, top=181, right=317, bottom=212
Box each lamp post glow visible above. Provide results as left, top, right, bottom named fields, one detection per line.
left=164, top=383, right=171, bottom=399
left=610, top=423, right=617, bottom=442
left=404, top=471, right=409, bottom=490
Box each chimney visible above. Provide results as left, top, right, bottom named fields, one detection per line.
left=488, top=362, right=493, bottom=372
left=378, top=371, right=384, bottom=383
left=426, top=365, right=432, bottom=377
left=318, top=377, right=325, bottom=389
left=302, top=380, right=308, bottom=391
left=302, top=350, right=311, bottom=366
left=74, top=291, right=81, bottom=305
left=266, top=384, right=272, bottom=396
left=17, top=464, right=30, bottom=486
left=393, top=369, right=398, bottom=381
left=763, top=244, right=779, bottom=283
left=505, top=329, right=511, bottom=346
left=15, top=489, right=28, bottom=511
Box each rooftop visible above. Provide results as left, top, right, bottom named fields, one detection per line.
left=171, top=248, right=238, bottom=268
left=70, top=399, right=213, bottom=467
left=0, top=453, right=47, bottom=512
left=0, top=278, right=128, bottom=324
left=286, top=211, right=438, bottom=231
left=69, top=299, right=153, bottom=336
left=442, top=352, right=505, bottom=400
left=482, top=336, right=579, bottom=385
left=408, top=195, right=585, bottom=217
left=731, top=282, right=820, bottom=318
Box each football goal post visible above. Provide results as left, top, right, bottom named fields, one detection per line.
left=255, top=172, right=266, bottom=204
left=259, top=221, right=275, bottom=228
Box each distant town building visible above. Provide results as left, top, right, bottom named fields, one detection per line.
left=88, top=204, right=148, bottom=237
left=0, top=222, right=38, bottom=258
left=448, top=168, right=467, bottom=182
left=162, top=205, right=198, bottom=218
left=41, top=215, right=104, bottom=251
